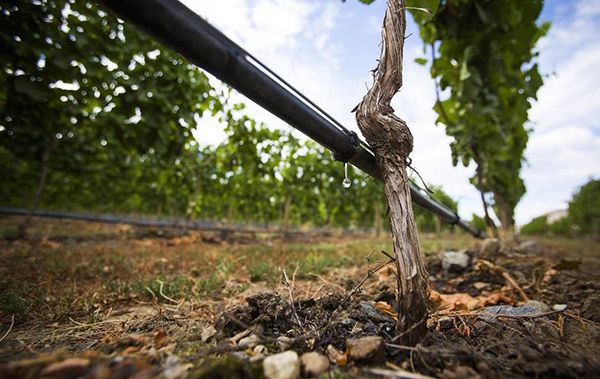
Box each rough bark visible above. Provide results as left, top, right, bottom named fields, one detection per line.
left=494, top=197, right=515, bottom=241
left=473, top=151, right=498, bottom=238
left=355, top=0, right=429, bottom=344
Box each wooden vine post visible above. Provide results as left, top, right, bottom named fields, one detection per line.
left=355, top=0, right=429, bottom=344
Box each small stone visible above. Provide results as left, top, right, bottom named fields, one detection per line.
left=41, top=358, right=90, bottom=377
left=300, top=352, right=330, bottom=377
left=276, top=336, right=295, bottom=351
left=478, top=305, right=543, bottom=326
left=552, top=304, right=567, bottom=311
left=263, top=351, right=300, bottom=379
left=254, top=345, right=268, bottom=354
left=359, top=301, right=394, bottom=323
left=201, top=326, right=217, bottom=342
left=326, top=345, right=347, bottom=366
left=473, top=282, right=489, bottom=290
left=517, top=240, right=542, bottom=255
left=524, top=300, right=551, bottom=312
left=437, top=316, right=454, bottom=331
left=239, top=334, right=261, bottom=349
left=346, top=336, right=385, bottom=363
left=442, top=250, right=470, bottom=272
left=250, top=353, right=266, bottom=363
left=481, top=238, right=500, bottom=257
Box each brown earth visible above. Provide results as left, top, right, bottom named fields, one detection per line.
left=0, top=217, right=598, bottom=378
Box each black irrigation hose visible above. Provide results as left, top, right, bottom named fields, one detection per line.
left=0, top=207, right=353, bottom=235
left=97, top=0, right=485, bottom=239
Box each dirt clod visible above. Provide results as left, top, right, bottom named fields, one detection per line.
left=1, top=223, right=598, bottom=378
left=582, top=293, right=600, bottom=321
left=346, top=336, right=384, bottom=364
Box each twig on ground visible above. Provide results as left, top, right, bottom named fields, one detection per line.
left=66, top=317, right=123, bottom=329
left=476, top=259, right=529, bottom=301
left=564, top=311, right=599, bottom=325
left=330, top=257, right=396, bottom=318
left=281, top=266, right=304, bottom=332
left=0, top=315, right=15, bottom=343
left=306, top=273, right=346, bottom=293
left=145, top=286, right=157, bottom=301
left=223, top=313, right=267, bottom=341
left=156, top=280, right=182, bottom=304
left=385, top=342, right=419, bottom=352
left=386, top=343, right=471, bottom=357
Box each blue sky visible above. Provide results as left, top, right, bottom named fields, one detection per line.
left=181, top=0, right=600, bottom=225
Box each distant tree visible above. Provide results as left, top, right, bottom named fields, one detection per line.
left=520, top=215, right=548, bottom=236
left=0, top=0, right=225, bottom=233
left=569, top=179, right=600, bottom=237
left=548, top=217, right=569, bottom=236
left=470, top=213, right=487, bottom=232
left=407, top=0, right=549, bottom=239
left=414, top=185, right=458, bottom=233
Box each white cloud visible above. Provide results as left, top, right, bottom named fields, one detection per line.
left=179, top=0, right=599, bottom=227
left=180, top=0, right=353, bottom=144
left=519, top=0, right=600, bottom=224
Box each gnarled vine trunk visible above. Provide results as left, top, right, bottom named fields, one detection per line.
left=355, top=0, right=429, bottom=344
left=494, top=196, right=516, bottom=241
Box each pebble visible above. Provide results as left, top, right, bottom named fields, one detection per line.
left=482, top=305, right=543, bottom=317
left=524, top=300, right=551, bottom=312
left=436, top=316, right=454, bottom=331
left=346, top=336, right=385, bottom=363
left=276, top=336, right=295, bottom=351
left=326, top=345, right=347, bottom=366
left=477, top=305, right=548, bottom=333
left=552, top=304, right=567, bottom=311
left=254, top=345, right=268, bottom=354
left=442, top=250, right=470, bottom=271
left=359, top=301, right=394, bottom=323
left=300, top=352, right=330, bottom=377
left=239, top=334, right=261, bottom=348
left=263, top=351, right=300, bottom=379
left=201, top=326, right=217, bottom=342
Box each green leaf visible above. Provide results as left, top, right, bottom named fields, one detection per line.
left=408, top=0, right=549, bottom=229
left=14, top=77, right=48, bottom=101
left=414, top=57, right=428, bottom=65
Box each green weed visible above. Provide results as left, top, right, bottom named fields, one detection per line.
left=0, top=292, right=29, bottom=317
left=248, top=261, right=275, bottom=282
left=295, top=252, right=351, bottom=276
left=197, top=273, right=225, bottom=296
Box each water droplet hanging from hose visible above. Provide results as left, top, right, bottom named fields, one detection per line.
left=343, top=162, right=351, bottom=189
